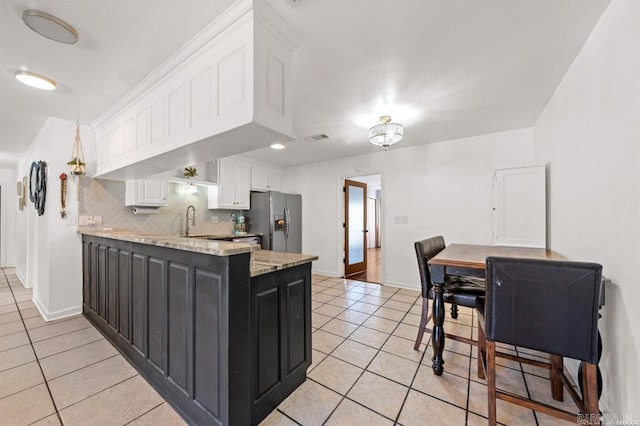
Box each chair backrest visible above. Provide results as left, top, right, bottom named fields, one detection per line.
left=485, top=257, right=603, bottom=364
left=414, top=236, right=446, bottom=297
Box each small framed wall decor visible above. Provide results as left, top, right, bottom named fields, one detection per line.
left=18, top=176, right=27, bottom=211
left=17, top=180, right=24, bottom=210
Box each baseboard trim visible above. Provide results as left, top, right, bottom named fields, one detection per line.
left=311, top=269, right=338, bottom=277
left=380, top=280, right=420, bottom=291
left=32, top=295, right=82, bottom=322
left=15, top=270, right=30, bottom=288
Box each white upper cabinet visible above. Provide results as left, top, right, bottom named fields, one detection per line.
left=209, top=158, right=250, bottom=209
left=93, top=1, right=302, bottom=181
left=493, top=165, right=546, bottom=248
left=251, top=165, right=283, bottom=192
left=125, top=173, right=169, bottom=207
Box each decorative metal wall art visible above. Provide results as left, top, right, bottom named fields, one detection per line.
left=60, top=173, right=68, bottom=218
left=29, top=160, right=47, bottom=216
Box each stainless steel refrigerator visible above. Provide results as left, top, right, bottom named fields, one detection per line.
left=245, top=191, right=302, bottom=253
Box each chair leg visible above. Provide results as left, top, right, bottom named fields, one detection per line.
left=550, top=354, right=564, bottom=402
left=414, top=297, right=429, bottom=351
left=582, top=362, right=600, bottom=425
left=487, top=340, right=497, bottom=426
left=477, top=317, right=486, bottom=380
left=450, top=303, right=458, bottom=319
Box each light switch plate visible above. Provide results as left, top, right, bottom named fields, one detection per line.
left=393, top=216, right=408, bottom=224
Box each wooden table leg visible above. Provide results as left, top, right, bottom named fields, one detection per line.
left=432, top=282, right=445, bottom=375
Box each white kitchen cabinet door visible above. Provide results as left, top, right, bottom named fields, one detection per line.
left=268, top=169, right=283, bottom=192
left=493, top=165, right=546, bottom=248
left=207, top=185, right=220, bottom=209
left=250, top=166, right=269, bottom=191
left=125, top=173, right=168, bottom=207
left=214, top=159, right=250, bottom=209
left=251, top=166, right=283, bottom=192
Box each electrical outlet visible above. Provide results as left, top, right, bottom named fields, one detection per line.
left=93, top=215, right=103, bottom=226
left=79, top=215, right=95, bottom=226
left=211, top=215, right=219, bottom=223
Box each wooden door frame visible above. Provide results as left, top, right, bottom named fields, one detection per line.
left=336, top=172, right=384, bottom=281
left=344, top=179, right=367, bottom=277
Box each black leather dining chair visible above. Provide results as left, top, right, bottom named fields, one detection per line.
left=413, top=236, right=485, bottom=350
left=476, top=257, right=603, bottom=425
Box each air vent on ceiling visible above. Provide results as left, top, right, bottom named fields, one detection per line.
left=304, top=133, right=331, bottom=141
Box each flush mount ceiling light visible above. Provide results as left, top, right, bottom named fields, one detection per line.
left=270, top=143, right=286, bottom=150
left=22, top=9, right=79, bottom=44
left=14, top=70, right=57, bottom=90
left=369, top=115, right=403, bottom=151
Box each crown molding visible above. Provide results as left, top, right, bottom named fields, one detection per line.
left=254, top=0, right=304, bottom=52
left=92, top=0, right=255, bottom=129
left=92, top=0, right=303, bottom=130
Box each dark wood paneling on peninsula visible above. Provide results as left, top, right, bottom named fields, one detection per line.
left=250, top=266, right=311, bottom=423
left=82, top=234, right=311, bottom=425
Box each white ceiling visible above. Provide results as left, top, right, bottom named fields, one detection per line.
left=0, top=0, right=611, bottom=169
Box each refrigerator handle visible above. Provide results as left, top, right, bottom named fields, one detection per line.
left=285, top=207, right=290, bottom=240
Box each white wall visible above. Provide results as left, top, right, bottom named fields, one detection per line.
left=283, top=128, right=535, bottom=289
left=533, top=0, right=639, bottom=417
left=16, top=118, right=95, bottom=320
left=0, top=167, right=18, bottom=267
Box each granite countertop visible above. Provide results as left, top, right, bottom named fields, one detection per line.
left=79, top=229, right=254, bottom=256
left=250, top=250, right=319, bottom=277
left=79, top=229, right=318, bottom=277
left=188, top=233, right=263, bottom=239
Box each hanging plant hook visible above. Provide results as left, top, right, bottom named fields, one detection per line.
left=68, top=121, right=86, bottom=176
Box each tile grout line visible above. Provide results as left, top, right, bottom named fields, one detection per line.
left=514, top=346, right=540, bottom=426
left=43, top=353, right=121, bottom=382
left=52, top=374, right=140, bottom=415
left=36, top=336, right=106, bottom=362
left=318, top=281, right=485, bottom=422
left=314, top=283, right=425, bottom=424
left=1, top=269, right=65, bottom=426
left=27, top=323, right=95, bottom=345
left=464, top=309, right=475, bottom=425
left=311, top=280, right=405, bottom=424
left=123, top=402, right=165, bottom=425
left=391, top=297, right=431, bottom=425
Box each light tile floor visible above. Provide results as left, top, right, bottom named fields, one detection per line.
left=0, top=269, right=577, bottom=425
left=0, top=268, right=185, bottom=426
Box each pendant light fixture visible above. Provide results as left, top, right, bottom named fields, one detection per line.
left=369, top=115, right=404, bottom=150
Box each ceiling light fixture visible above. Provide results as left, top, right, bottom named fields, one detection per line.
left=22, top=10, right=79, bottom=44
left=369, top=115, right=403, bottom=150
left=14, top=71, right=57, bottom=90
left=270, top=143, right=286, bottom=150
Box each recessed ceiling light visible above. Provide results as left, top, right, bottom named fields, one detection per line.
left=22, top=9, right=79, bottom=44
left=270, top=143, right=286, bottom=150
left=14, top=71, right=57, bottom=90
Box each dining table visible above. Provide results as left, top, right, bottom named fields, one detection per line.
left=427, top=243, right=565, bottom=376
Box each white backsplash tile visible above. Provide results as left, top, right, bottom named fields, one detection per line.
left=79, top=178, right=242, bottom=236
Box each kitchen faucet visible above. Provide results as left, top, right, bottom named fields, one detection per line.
left=185, top=205, right=196, bottom=237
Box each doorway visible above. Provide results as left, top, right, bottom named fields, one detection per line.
left=343, top=174, right=382, bottom=283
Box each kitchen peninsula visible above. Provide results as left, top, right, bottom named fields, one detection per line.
left=80, top=230, right=317, bottom=426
